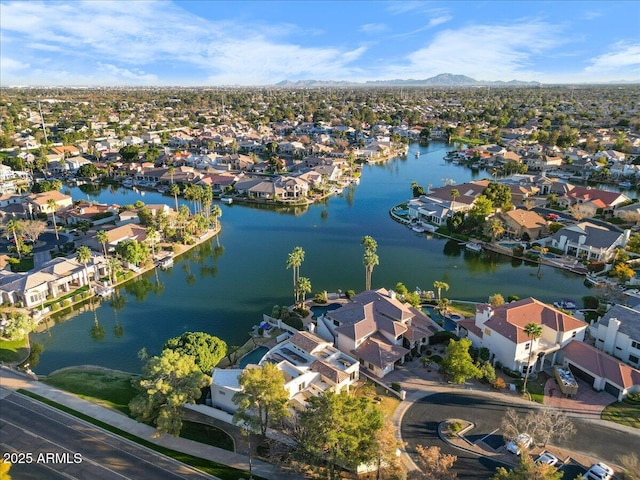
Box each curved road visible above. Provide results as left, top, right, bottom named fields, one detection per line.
left=401, top=391, right=639, bottom=479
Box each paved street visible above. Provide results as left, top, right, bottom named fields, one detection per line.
left=0, top=391, right=215, bottom=480
left=401, top=391, right=639, bottom=479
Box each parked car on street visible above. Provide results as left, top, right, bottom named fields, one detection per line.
left=506, top=433, right=533, bottom=455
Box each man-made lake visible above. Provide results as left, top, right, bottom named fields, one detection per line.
left=32, top=142, right=593, bottom=374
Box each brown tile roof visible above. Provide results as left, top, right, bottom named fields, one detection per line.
left=485, top=297, right=586, bottom=343
left=502, top=209, right=547, bottom=229
left=289, top=331, right=325, bottom=354
left=563, top=341, right=640, bottom=390
left=458, top=318, right=483, bottom=339
left=105, top=224, right=147, bottom=243
left=354, top=334, right=409, bottom=369
left=310, top=360, right=350, bottom=384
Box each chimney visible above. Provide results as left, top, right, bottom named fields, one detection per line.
left=388, top=290, right=396, bottom=300
left=603, top=318, right=621, bottom=354
left=475, top=304, right=494, bottom=329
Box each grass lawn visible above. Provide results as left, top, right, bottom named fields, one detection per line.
left=42, top=368, right=137, bottom=416
left=516, top=371, right=550, bottom=404
left=11, top=257, right=34, bottom=272
left=18, top=390, right=262, bottom=480
left=450, top=301, right=477, bottom=318
left=601, top=399, right=640, bottom=429
left=354, top=380, right=401, bottom=419
left=180, top=421, right=234, bottom=451
left=0, top=337, right=29, bottom=363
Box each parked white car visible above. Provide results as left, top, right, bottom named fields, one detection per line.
left=535, top=451, right=559, bottom=467
left=583, top=462, right=614, bottom=480
left=506, top=433, right=533, bottom=455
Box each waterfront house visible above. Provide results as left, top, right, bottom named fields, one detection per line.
left=407, top=181, right=488, bottom=226
left=103, top=223, right=147, bottom=249
left=543, top=222, right=630, bottom=261
left=25, top=190, right=73, bottom=215
left=210, top=330, right=360, bottom=414
left=498, top=209, right=547, bottom=240
left=561, top=186, right=629, bottom=213
left=458, top=298, right=588, bottom=375
left=315, top=288, right=440, bottom=378
left=589, top=304, right=640, bottom=369
left=559, top=341, right=640, bottom=400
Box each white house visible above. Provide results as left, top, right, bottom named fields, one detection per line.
left=210, top=331, right=360, bottom=414
left=590, top=304, right=640, bottom=368
left=458, top=298, right=588, bottom=375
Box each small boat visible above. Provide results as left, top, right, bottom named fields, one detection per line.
left=415, top=152, right=421, bottom=158
left=158, top=257, right=174, bottom=270
left=619, top=181, right=633, bottom=188
left=220, top=197, right=233, bottom=204
left=412, top=225, right=426, bottom=233
left=465, top=242, right=483, bottom=252
left=96, top=286, right=114, bottom=298
left=554, top=299, right=576, bottom=310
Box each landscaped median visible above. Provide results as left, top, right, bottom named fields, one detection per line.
left=601, top=393, right=640, bottom=429
left=17, top=388, right=263, bottom=480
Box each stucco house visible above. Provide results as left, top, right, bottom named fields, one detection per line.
left=315, top=288, right=440, bottom=378
left=407, top=181, right=489, bottom=226
left=543, top=222, right=630, bottom=261
left=458, top=298, right=588, bottom=375
left=499, top=209, right=547, bottom=240
left=25, top=190, right=73, bottom=215
left=590, top=304, right=640, bottom=368
left=210, top=330, right=360, bottom=413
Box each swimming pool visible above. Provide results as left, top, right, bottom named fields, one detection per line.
left=238, top=346, right=269, bottom=368
left=498, top=241, right=524, bottom=249
left=310, top=302, right=342, bottom=318
left=423, top=306, right=460, bottom=332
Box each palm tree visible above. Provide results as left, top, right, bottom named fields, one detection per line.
left=211, top=204, right=222, bottom=231
left=433, top=280, right=449, bottom=301
left=296, top=276, right=312, bottom=309
left=168, top=165, right=175, bottom=185
left=450, top=189, right=460, bottom=210
left=96, top=230, right=109, bottom=259
left=286, top=246, right=305, bottom=304
left=484, top=218, right=505, bottom=241
left=146, top=227, right=161, bottom=259
left=170, top=183, right=180, bottom=212
left=361, top=236, right=379, bottom=291
left=521, top=322, right=543, bottom=395
left=47, top=198, right=59, bottom=240
left=76, top=246, right=93, bottom=293
left=5, top=219, right=22, bottom=260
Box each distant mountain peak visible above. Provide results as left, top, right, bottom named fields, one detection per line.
left=274, top=73, right=540, bottom=87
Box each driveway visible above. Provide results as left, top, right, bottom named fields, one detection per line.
left=544, top=376, right=616, bottom=417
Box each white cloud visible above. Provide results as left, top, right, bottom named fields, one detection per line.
left=378, top=21, right=563, bottom=81
left=360, top=23, right=388, bottom=34
left=585, top=42, right=640, bottom=73
left=427, top=15, right=452, bottom=28
left=1, top=57, right=30, bottom=71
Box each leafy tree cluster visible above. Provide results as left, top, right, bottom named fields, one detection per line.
left=482, top=182, right=512, bottom=211
left=129, top=349, right=209, bottom=436
left=31, top=179, right=62, bottom=193
left=163, top=331, right=227, bottom=375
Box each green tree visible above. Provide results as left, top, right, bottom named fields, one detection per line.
left=411, top=181, right=425, bottom=197
left=491, top=452, right=562, bottom=480
left=96, top=229, right=109, bottom=258
left=450, top=188, right=460, bottom=209
left=433, top=281, right=449, bottom=301
left=4, top=219, right=22, bottom=260
left=75, top=246, right=92, bottom=292
left=164, top=331, right=227, bottom=374
left=295, top=276, right=312, bottom=309
left=232, top=362, right=290, bottom=437
left=298, top=390, right=382, bottom=480
left=119, top=145, right=140, bottom=162
left=2, top=312, right=36, bottom=340
left=484, top=218, right=505, bottom=240
left=468, top=195, right=493, bottom=220
left=115, top=239, right=149, bottom=266
left=362, top=235, right=379, bottom=291
left=521, top=322, right=543, bottom=395
left=488, top=293, right=505, bottom=306
left=483, top=182, right=512, bottom=211
left=76, top=163, right=98, bottom=178
left=129, top=349, right=208, bottom=436
left=440, top=338, right=482, bottom=384
left=210, top=204, right=222, bottom=231
left=170, top=183, right=180, bottom=212
left=286, top=246, right=305, bottom=305
left=47, top=198, right=59, bottom=240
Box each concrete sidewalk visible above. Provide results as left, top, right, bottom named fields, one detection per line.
left=0, top=366, right=304, bottom=480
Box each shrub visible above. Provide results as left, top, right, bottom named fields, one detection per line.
left=50, top=303, right=59, bottom=311
left=283, top=316, right=303, bottom=330
left=478, top=347, right=491, bottom=362
left=493, top=377, right=507, bottom=389
left=429, top=354, right=443, bottom=364
left=313, top=291, right=328, bottom=304
left=502, top=366, right=521, bottom=378
left=429, top=331, right=459, bottom=345
left=391, top=382, right=401, bottom=392
left=345, top=290, right=355, bottom=299
left=449, top=421, right=463, bottom=435
left=582, top=295, right=599, bottom=310
left=62, top=300, right=71, bottom=307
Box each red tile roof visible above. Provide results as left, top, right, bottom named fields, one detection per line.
left=563, top=341, right=640, bottom=390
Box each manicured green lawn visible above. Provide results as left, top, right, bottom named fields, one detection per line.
left=450, top=301, right=478, bottom=318
left=11, top=257, right=34, bottom=272
left=42, top=369, right=137, bottom=415
left=601, top=400, right=640, bottom=429
left=0, top=337, right=29, bottom=363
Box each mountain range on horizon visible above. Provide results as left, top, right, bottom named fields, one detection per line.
left=273, top=73, right=640, bottom=87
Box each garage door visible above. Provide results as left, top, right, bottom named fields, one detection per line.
left=604, top=382, right=620, bottom=398
left=568, top=363, right=595, bottom=385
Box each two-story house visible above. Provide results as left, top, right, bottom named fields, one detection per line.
left=458, top=298, right=588, bottom=375
left=590, top=304, right=640, bottom=368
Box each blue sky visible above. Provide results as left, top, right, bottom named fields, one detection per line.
left=1, top=0, right=639, bottom=86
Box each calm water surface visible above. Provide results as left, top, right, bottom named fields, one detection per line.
left=32, top=142, right=592, bottom=374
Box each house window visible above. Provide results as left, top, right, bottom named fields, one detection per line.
left=525, top=342, right=531, bottom=350
left=368, top=363, right=374, bottom=370
left=632, top=341, right=640, bottom=350
left=572, top=331, right=577, bottom=337
left=484, top=327, right=491, bottom=336
left=299, top=382, right=305, bottom=391
left=629, top=355, right=639, bottom=365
